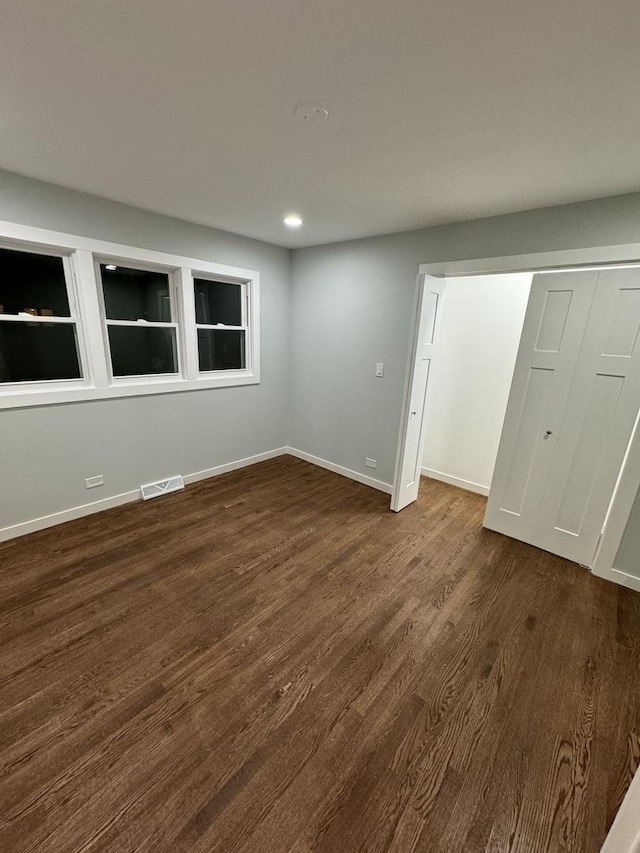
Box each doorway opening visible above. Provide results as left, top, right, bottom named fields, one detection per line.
left=419, top=272, right=532, bottom=497
left=393, top=260, right=640, bottom=580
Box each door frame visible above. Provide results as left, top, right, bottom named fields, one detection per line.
left=392, top=242, right=640, bottom=580
left=591, top=408, right=640, bottom=592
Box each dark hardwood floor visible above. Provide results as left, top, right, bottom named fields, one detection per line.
left=1, top=455, right=639, bottom=853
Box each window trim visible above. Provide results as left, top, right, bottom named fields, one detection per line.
left=95, top=257, right=182, bottom=382
left=192, top=273, right=249, bottom=374
left=0, top=242, right=91, bottom=392
left=0, top=220, right=260, bottom=410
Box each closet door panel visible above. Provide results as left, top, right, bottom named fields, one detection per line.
left=484, top=272, right=598, bottom=543
left=535, top=269, right=640, bottom=564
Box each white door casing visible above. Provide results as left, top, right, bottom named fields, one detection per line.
left=591, top=408, right=640, bottom=593
left=391, top=275, right=445, bottom=512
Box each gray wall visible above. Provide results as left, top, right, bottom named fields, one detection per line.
left=4, top=167, right=640, bottom=532
left=615, top=486, right=640, bottom=578
left=289, top=193, right=640, bottom=487
left=0, top=170, right=291, bottom=529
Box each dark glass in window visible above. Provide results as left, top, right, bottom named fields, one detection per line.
left=101, top=265, right=172, bottom=323
left=197, top=329, right=245, bottom=371
left=107, top=326, right=177, bottom=376
left=0, top=248, right=70, bottom=317
left=0, top=321, right=81, bottom=383
left=194, top=279, right=242, bottom=326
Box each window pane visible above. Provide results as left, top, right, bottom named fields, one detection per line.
left=194, top=279, right=242, bottom=326
left=101, top=265, right=172, bottom=323
left=108, top=326, right=177, bottom=376
left=0, top=321, right=81, bottom=382
left=0, top=247, right=70, bottom=317
left=198, top=329, right=245, bottom=371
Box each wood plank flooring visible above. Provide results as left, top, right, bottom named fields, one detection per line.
left=0, top=455, right=639, bottom=852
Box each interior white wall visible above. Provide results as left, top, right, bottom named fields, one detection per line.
left=0, top=170, right=291, bottom=533
left=421, top=273, right=532, bottom=494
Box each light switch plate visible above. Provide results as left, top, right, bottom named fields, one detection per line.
left=375, top=362, right=384, bottom=377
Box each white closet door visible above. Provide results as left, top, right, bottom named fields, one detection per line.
left=534, top=269, right=640, bottom=564
left=392, top=276, right=445, bottom=511
left=483, top=271, right=598, bottom=543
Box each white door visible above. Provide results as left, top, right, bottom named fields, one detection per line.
left=485, top=267, right=640, bottom=566
left=535, top=269, right=640, bottom=563
left=484, top=272, right=598, bottom=543
left=391, top=275, right=445, bottom=512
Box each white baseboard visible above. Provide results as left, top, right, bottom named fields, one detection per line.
left=1, top=446, right=391, bottom=543
left=421, top=466, right=490, bottom=496
left=287, top=447, right=393, bottom=494
left=183, top=447, right=288, bottom=485
left=0, top=447, right=289, bottom=543
left=0, top=490, right=141, bottom=543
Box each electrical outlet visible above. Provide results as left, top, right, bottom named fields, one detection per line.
left=85, top=475, right=104, bottom=489
left=365, top=458, right=377, bottom=469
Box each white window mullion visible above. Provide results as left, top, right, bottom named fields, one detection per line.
left=105, top=320, right=179, bottom=328
left=194, top=323, right=247, bottom=331
left=69, top=250, right=110, bottom=388
left=248, top=272, right=260, bottom=379
left=0, top=314, right=77, bottom=324
left=179, top=267, right=199, bottom=380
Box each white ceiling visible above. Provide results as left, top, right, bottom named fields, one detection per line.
left=1, top=0, right=640, bottom=248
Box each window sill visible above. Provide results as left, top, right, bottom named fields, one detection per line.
left=0, top=372, right=260, bottom=410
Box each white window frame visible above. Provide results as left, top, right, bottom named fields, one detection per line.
left=191, top=273, right=251, bottom=376
left=0, top=238, right=91, bottom=394
left=95, top=257, right=183, bottom=383
left=0, top=220, right=260, bottom=410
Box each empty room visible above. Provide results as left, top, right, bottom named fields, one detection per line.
left=2, top=2, right=640, bottom=852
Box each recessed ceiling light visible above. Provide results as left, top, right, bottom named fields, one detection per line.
left=284, top=214, right=303, bottom=228
left=105, top=264, right=117, bottom=271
